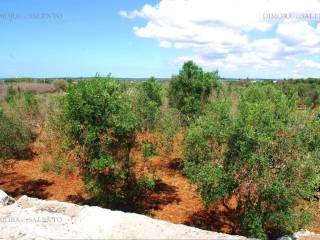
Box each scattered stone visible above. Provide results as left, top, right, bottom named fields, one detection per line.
left=0, top=190, right=15, bottom=207
left=278, top=230, right=320, bottom=240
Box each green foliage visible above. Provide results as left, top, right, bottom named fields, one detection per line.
left=0, top=88, right=37, bottom=161
left=59, top=77, right=152, bottom=205
left=89, top=153, right=114, bottom=171
left=156, top=107, right=182, bottom=154
left=5, top=87, right=39, bottom=118
left=183, top=99, right=232, bottom=204
left=169, top=61, right=221, bottom=123
left=40, top=161, right=50, bottom=173
left=242, top=210, right=266, bottom=240
left=61, top=78, right=137, bottom=147
left=23, top=91, right=39, bottom=116
left=137, top=175, right=156, bottom=191
left=184, top=84, right=320, bottom=239
left=5, top=86, right=20, bottom=104
left=40, top=156, right=77, bottom=176
left=0, top=107, right=31, bottom=160
left=142, top=141, right=158, bottom=159
left=136, top=77, right=163, bottom=130
left=280, top=81, right=320, bottom=109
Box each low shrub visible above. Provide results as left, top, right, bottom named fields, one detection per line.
left=142, top=141, right=158, bottom=159
left=40, top=156, right=77, bottom=176
left=156, top=107, right=182, bottom=154
left=135, top=77, right=163, bottom=130
left=53, top=79, right=68, bottom=91
left=0, top=107, right=31, bottom=160
left=4, top=87, right=39, bottom=122
left=280, top=82, right=320, bottom=109
left=184, top=84, right=320, bottom=239
left=169, top=61, right=221, bottom=123
left=58, top=77, right=154, bottom=206
left=40, top=161, right=50, bottom=173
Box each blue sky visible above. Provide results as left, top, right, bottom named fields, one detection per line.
left=1, top=0, right=320, bottom=78
left=0, top=0, right=183, bottom=78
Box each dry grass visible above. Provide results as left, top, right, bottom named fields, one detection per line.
left=0, top=83, right=56, bottom=100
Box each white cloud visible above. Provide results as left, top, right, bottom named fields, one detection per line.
left=159, top=41, right=172, bottom=48
left=277, top=22, right=320, bottom=53
left=119, top=10, right=143, bottom=19
left=121, top=0, right=320, bottom=76
left=297, top=59, right=320, bottom=69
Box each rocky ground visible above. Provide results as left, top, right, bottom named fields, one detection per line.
left=1, top=190, right=319, bottom=240
left=0, top=190, right=249, bottom=240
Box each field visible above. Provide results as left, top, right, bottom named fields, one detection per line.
left=0, top=82, right=56, bottom=100
left=0, top=62, right=320, bottom=240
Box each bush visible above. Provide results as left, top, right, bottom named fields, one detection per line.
left=169, top=61, right=221, bottom=123
left=0, top=107, right=31, bottom=160
left=40, top=156, right=77, bottom=176
left=59, top=77, right=153, bottom=205
left=4, top=87, right=39, bottom=120
left=280, top=81, right=320, bottom=109
left=142, top=141, right=158, bottom=159
left=0, top=88, right=36, bottom=161
left=135, top=77, right=163, bottom=130
left=184, top=84, right=320, bottom=239
left=53, top=79, right=68, bottom=91
left=40, top=161, right=50, bottom=173
left=156, top=107, right=182, bottom=154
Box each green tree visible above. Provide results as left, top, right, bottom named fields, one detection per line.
left=0, top=108, right=31, bottom=160
left=169, top=61, right=221, bottom=123
left=136, top=77, right=163, bottom=130
left=60, top=77, right=151, bottom=205
left=0, top=88, right=38, bottom=162
left=184, top=84, right=320, bottom=239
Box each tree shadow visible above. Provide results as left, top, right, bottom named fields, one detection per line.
left=65, top=179, right=181, bottom=215
left=167, top=157, right=184, bottom=171
left=0, top=172, right=53, bottom=199
left=133, top=179, right=181, bottom=214
left=65, top=194, right=88, bottom=204
left=184, top=205, right=240, bottom=235
left=13, top=147, right=35, bottom=161
left=9, top=179, right=53, bottom=199
left=185, top=205, right=284, bottom=239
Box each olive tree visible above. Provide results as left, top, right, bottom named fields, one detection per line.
left=184, top=84, right=320, bottom=239
left=169, top=61, right=221, bottom=123
left=60, top=77, right=153, bottom=205
left=136, top=77, right=163, bottom=130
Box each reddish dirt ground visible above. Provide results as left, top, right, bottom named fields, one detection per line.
left=0, top=131, right=319, bottom=237
left=0, top=139, right=85, bottom=202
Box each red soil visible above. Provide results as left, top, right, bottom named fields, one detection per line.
left=0, top=131, right=318, bottom=236
left=0, top=139, right=85, bottom=202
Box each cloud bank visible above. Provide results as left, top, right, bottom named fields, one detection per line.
left=121, top=0, right=320, bottom=77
